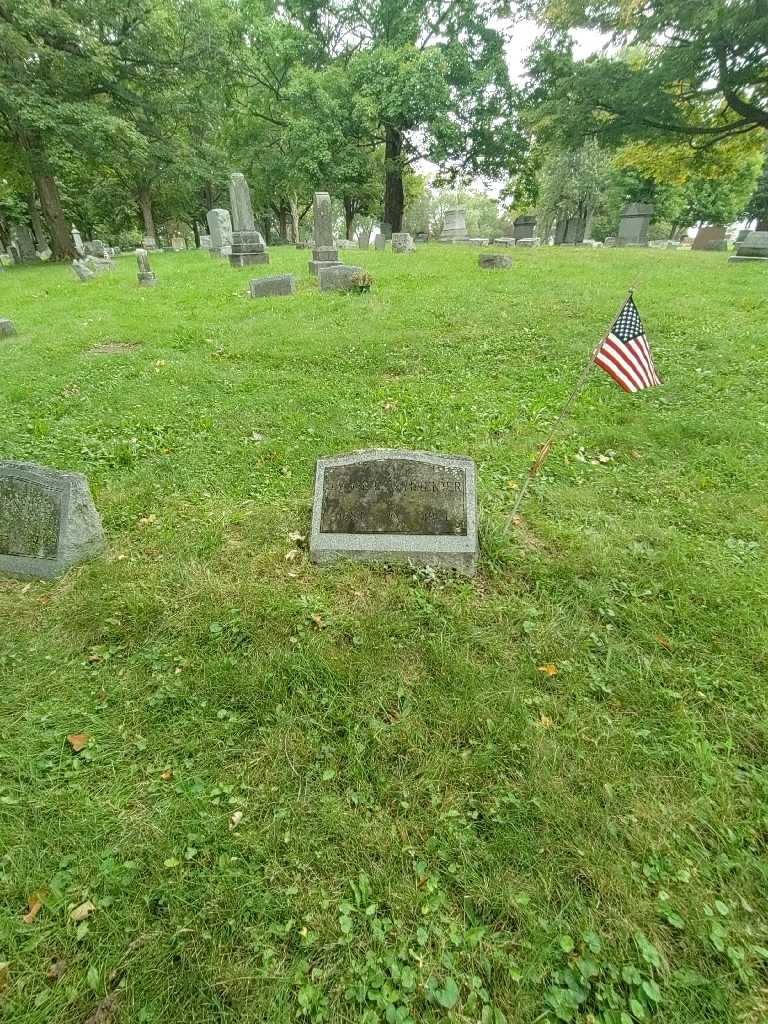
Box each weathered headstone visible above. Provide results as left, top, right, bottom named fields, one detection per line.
left=200, top=234, right=212, bottom=250
left=249, top=273, right=295, bottom=298
left=479, top=253, right=512, bottom=269
left=439, top=208, right=469, bottom=243
left=414, top=231, right=429, bottom=244
left=309, top=192, right=340, bottom=275
left=692, top=225, right=727, bottom=251
left=206, top=208, right=233, bottom=258
left=358, top=233, right=370, bottom=250
left=0, top=318, right=16, bottom=337
left=374, top=235, right=387, bottom=251
left=142, top=235, right=158, bottom=250
left=729, top=230, right=768, bottom=262
left=318, top=264, right=365, bottom=292
left=381, top=222, right=393, bottom=240
left=494, top=237, right=516, bottom=247
left=391, top=232, right=415, bottom=253
left=136, top=248, right=157, bottom=286
left=513, top=215, right=537, bottom=242
left=516, top=238, right=539, bottom=248
left=310, top=450, right=479, bottom=575
left=71, top=225, right=84, bottom=255
left=171, top=234, right=186, bottom=251
left=84, top=255, right=115, bottom=273
left=71, top=259, right=95, bottom=281
left=13, top=226, right=36, bottom=262
left=467, top=237, right=489, bottom=246
left=604, top=236, right=617, bottom=247
left=617, top=203, right=653, bottom=247
left=554, top=215, right=588, bottom=245
left=0, top=461, right=105, bottom=579
left=228, top=173, right=269, bottom=267
left=83, top=239, right=107, bottom=257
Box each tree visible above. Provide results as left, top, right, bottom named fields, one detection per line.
left=536, top=140, right=613, bottom=239
left=744, top=152, right=768, bottom=229
left=525, top=1, right=768, bottom=149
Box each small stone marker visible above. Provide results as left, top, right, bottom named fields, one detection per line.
left=0, top=461, right=105, bottom=579
left=249, top=273, right=295, bottom=298
left=391, top=232, right=415, bottom=253
left=479, top=253, right=512, bottom=269
left=318, top=264, right=364, bottom=292
left=0, top=318, right=16, bottom=337
left=200, top=234, right=212, bottom=250
left=71, top=259, right=95, bottom=281
left=310, top=450, right=478, bottom=575
left=206, top=208, right=233, bottom=258
left=136, top=248, right=157, bottom=286
left=374, top=235, right=387, bottom=251
left=515, top=238, right=539, bottom=248
left=494, top=237, right=516, bottom=247
left=84, top=255, right=115, bottom=273
left=171, top=234, right=186, bottom=251
left=358, top=234, right=369, bottom=250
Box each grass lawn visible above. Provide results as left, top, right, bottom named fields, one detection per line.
left=1, top=244, right=766, bottom=1023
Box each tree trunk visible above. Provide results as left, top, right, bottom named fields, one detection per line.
left=138, top=187, right=156, bottom=242
left=289, top=195, right=301, bottom=242
left=203, top=180, right=215, bottom=211
left=383, top=125, right=405, bottom=233
left=33, top=172, right=75, bottom=260
left=343, top=197, right=355, bottom=239
left=757, top=218, right=768, bottom=231
left=192, top=220, right=200, bottom=248
left=27, top=192, right=48, bottom=250
left=278, top=206, right=289, bottom=240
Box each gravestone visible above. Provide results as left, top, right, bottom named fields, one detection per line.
left=71, top=259, right=95, bottom=281
left=249, top=273, right=295, bottom=298
left=229, top=173, right=269, bottom=267
left=200, top=234, right=212, bottom=250
left=729, top=230, right=768, bottom=262
left=494, top=237, right=516, bottom=247
left=310, top=450, right=478, bottom=575
left=136, top=248, right=157, bottom=286
left=358, top=233, right=370, bottom=251
left=516, top=238, right=539, bottom=248
left=692, top=225, right=727, bottom=251
left=14, top=226, right=36, bottom=262
left=142, top=235, right=158, bottom=250
left=554, top=215, right=588, bottom=245
left=83, top=239, right=107, bottom=257
left=309, top=192, right=340, bottom=275
left=374, top=235, right=387, bottom=251
left=604, top=236, right=617, bottom=247
left=171, top=234, right=186, bottom=251
left=1, top=318, right=16, bottom=337
left=318, top=264, right=364, bottom=293
left=391, top=232, right=415, bottom=253
left=84, top=255, right=115, bottom=272
left=617, top=203, right=653, bottom=247
left=71, top=226, right=84, bottom=255
left=0, top=461, right=105, bottom=579
left=513, top=215, right=537, bottom=242
left=206, top=208, right=232, bottom=258
left=439, top=208, right=469, bottom=243
left=381, top=222, right=392, bottom=240
left=414, top=232, right=429, bottom=244
left=479, top=253, right=512, bottom=269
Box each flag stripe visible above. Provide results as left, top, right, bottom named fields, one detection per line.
left=600, top=337, right=647, bottom=390
left=594, top=347, right=640, bottom=392
left=627, top=336, right=657, bottom=387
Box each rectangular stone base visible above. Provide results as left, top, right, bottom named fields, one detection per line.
left=309, top=259, right=341, bottom=275
left=230, top=252, right=269, bottom=267
left=729, top=255, right=768, bottom=262
left=310, top=542, right=478, bottom=576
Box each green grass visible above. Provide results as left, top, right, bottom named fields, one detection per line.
left=1, top=244, right=766, bottom=1024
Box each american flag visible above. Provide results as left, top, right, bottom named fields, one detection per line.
left=594, top=295, right=661, bottom=392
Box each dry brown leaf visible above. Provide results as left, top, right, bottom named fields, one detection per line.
left=83, top=993, right=121, bottom=1024
left=47, top=958, right=67, bottom=983
left=310, top=613, right=327, bottom=629
left=22, top=896, right=43, bottom=924
left=67, top=733, right=89, bottom=752
left=229, top=810, right=243, bottom=831
left=537, top=663, right=559, bottom=677
left=160, top=768, right=173, bottom=782
left=69, top=900, right=96, bottom=923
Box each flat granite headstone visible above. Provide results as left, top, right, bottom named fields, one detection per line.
left=318, top=264, right=364, bottom=292
left=71, top=259, right=95, bottom=281
left=0, top=318, right=16, bottom=337
left=479, top=253, right=512, bottom=269
left=391, top=232, right=415, bottom=253
left=249, top=273, right=295, bottom=298
left=729, top=230, right=768, bottom=262
left=310, top=450, right=478, bottom=575
left=374, top=235, right=387, bottom=251
left=0, top=461, right=105, bottom=579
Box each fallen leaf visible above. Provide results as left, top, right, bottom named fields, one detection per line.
left=229, top=810, right=243, bottom=831
left=22, top=896, right=43, bottom=924
left=69, top=900, right=96, bottom=923
left=537, top=715, right=554, bottom=729
left=67, top=733, right=89, bottom=752
left=47, top=958, right=67, bottom=982
left=537, top=663, right=559, bottom=677
left=310, top=613, right=327, bottom=629
left=655, top=635, right=672, bottom=651
left=83, top=993, right=121, bottom=1024
left=160, top=768, right=173, bottom=782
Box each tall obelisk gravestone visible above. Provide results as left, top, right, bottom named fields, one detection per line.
left=309, top=193, right=340, bottom=275
left=228, top=173, right=269, bottom=267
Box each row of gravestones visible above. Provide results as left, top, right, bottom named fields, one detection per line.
left=0, top=449, right=480, bottom=580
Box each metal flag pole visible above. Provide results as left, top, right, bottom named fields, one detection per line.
left=510, top=289, right=634, bottom=521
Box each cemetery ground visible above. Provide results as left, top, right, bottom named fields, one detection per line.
left=1, top=245, right=766, bottom=1024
